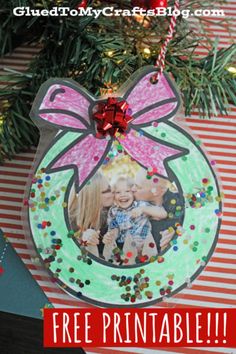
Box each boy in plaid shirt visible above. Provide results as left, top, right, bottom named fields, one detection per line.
left=103, top=176, right=167, bottom=263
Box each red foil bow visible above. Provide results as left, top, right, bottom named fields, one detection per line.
left=93, top=98, right=133, bottom=138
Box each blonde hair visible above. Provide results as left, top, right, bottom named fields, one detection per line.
left=112, top=175, right=134, bottom=192
left=137, top=167, right=174, bottom=192
left=69, top=173, right=105, bottom=231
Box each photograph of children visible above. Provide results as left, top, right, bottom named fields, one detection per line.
left=68, top=148, right=184, bottom=266
left=102, top=176, right=167, bottom=263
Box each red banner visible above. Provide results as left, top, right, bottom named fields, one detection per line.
left=44, top=308, right=236, bottom=347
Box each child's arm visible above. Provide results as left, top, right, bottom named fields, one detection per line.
left=144, top=205, right=167, bottom=220
left=82, top=229, right=99, bottom=245
left=103, top=228, right=119, bottom=245
left=131, top=205, right=167, bottom=220
left=103, top=207, right=119, bottom=244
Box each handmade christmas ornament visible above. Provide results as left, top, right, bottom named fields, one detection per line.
left=24, top=0, right=222, bottom=307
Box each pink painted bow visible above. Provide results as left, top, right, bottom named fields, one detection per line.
left=31, top=68, right=186, bottom=191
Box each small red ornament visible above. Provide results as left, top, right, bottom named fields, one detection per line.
left=131, top=0, right=167, bottom=9
left=76, top=0, right=88, bottom=10
left=93, top=97, right=133, bottom=138
left=149, top=0, right=167, bottom=9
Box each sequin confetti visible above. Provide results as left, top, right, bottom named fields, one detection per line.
left=157, top=273, right=175, bottom=297
left=76, top=240, right=93, bottom=265
left=111, top=269, right=153, bottom=303
left=28, top=170, right=67, bottom=213
left=186, top=179, right=215, bottom=209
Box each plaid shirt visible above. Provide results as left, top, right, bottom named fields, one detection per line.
left=108, top=201, right=152, bottom=244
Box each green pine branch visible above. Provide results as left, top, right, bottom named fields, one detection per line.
left=0, top=0, right=235, bottom=162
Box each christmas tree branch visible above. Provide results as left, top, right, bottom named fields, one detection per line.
left=0, top=0, right=235, bottom=161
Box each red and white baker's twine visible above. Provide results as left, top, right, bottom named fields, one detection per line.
left=153, top=0, right=180, bottom=82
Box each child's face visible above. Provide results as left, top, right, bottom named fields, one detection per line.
left=114, top=181, right=134, bottom=209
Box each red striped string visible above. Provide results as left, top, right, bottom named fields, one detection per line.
left=152, top=0, right=180, bottom=82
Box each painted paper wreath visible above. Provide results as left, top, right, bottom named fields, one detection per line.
left=26, top=66, right=222, bottom=307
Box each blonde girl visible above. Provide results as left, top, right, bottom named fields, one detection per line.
left=69, top=172, right=114, bottom=257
